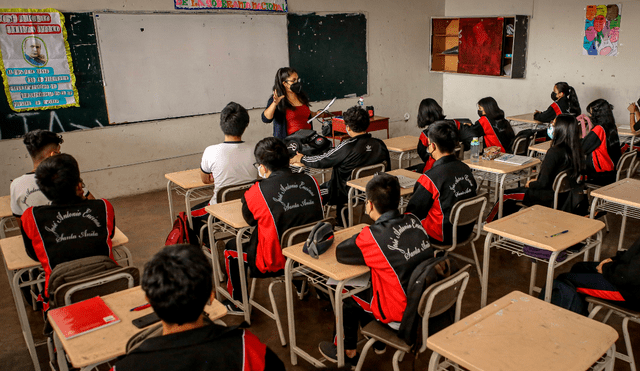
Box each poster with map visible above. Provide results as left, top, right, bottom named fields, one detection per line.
left=583, top=4, right=621, bottom=56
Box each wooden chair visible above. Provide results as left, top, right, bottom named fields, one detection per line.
left=341, top=162, right=387, bottom=225
left=355, top=264, right=471, bottom=371
left=587, top=296, right=640, bottom=371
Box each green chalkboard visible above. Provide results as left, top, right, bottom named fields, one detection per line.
left=287, top=13, right=367, bottom=102
left=0, top=12, right=109, bottom=140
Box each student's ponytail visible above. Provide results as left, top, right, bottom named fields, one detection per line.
left=556, top=82, right=581, bottom=116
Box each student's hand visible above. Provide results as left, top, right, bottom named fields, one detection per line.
left=273, top=90, right=285, bottom=105
left=525, top=178, right=536, bottom=187
left=627, top=103, right=638, bottom=113
left=596, top=258, right=612, bottom=274
left=534, top=110, right=540, bottom=114
left=291, top=152, right=304, bottom=164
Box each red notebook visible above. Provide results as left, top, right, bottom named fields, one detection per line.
left=48, top=296, right=120, bottom=339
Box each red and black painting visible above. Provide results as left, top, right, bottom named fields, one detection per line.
left=458, top=17, right=504, bottom=76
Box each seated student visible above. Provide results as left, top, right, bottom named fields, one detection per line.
left=112, top=244, right=285, bottom=371
left=20, top=154, right=114, bottom=308
left=534, top=82, right=582, bottom=123
left=291, top=106, right=391, bottom=208
left=472, top=97, right=515, bottom=153
left=405, top=122, right=477, bottom=246
left=10, top=129, right=93, bottom=221
left=318, top=173, right=435, bottom=366
left=583, top=99, right=621, bottom=186
left=486, top=114, right=585, bottom=222
left=627, top=98, right=640, bottom=135
left=191, top=102, right=257, bottom=233
left=223, top=137, right=324, bottom=310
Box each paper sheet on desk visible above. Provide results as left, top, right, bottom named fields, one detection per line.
left=307, top=97, right=337, bottom=123
left=326, top=274, right=370, bottom=287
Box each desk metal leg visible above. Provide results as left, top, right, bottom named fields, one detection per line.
left=593, top=230, right=603, bottom=262
left=208, top=215, right=221, bottom=287
left=184, top=189, right=195, bottom=229
left=6, top=264, right=41, bottom=371
left=542, top=252, right=560, bottom=302
left=497, top=174, right=507, bottom=219
left=427, top=351, right=443, bottom=371
left=590, top=197, right=599, bottom=219
left=347, top=187, right=355, bottom=228
left=53, top=331, right=70, bottom=371
left=481, top=232, right=493, bottom=308
left=166, top=180, right=175, bottom=226
left=335, top=279, right=347, bottom=367
left=618, top=205, right=628, bottom=251
left=398, top=152, right=405, bottom=169
left=284, top=259, right=298, bottom=366
left=235, top=227, right=252, bottom=324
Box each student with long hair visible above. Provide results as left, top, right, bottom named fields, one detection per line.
left=583, top=99, right=621, bottom=186
left=534, top=82, right=581, bottom=123
left=261, top=67, right=313, bottom=139
left=473, top=97, right=515, bottom=153
left=486, top=114, right=585, bottom=222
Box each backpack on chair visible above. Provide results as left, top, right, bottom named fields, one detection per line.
left=166, top=212, right=199, bottom=246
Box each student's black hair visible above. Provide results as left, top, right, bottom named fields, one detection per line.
left=344, top=106, right=370, bottom=133
left=586, top=99, right=620, bottom=149
left=477, top=96, right=516, bottom=140
left=142, top=244, right=213, bottom=325
left=23, top=129, right=63, bottom=159
left=254, top=137, right=290, bottom=172
left=220, top=101, right=250, bottom=137
left=272, top=67, right=310, bottom=112
left=365, top=173, right=400, bottom=214
left=417, top=98, right=445, bottom=129
left=551, top=114, right=585, bottom=180
left=35, top=153, right=81, bottom=204
left=427, top=121, right=458, bottom=154
left=555, top=82, right=581, bottom=115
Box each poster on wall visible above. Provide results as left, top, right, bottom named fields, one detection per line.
left=175, top=0, right=287, bottom=12
left=583, top=4, right=621, bottom=56
left=0, top=9, right=79, bottom=112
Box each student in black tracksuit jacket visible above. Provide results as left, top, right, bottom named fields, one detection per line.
left=224, top=138, right=324, bottom=304
left=113, top=244, right=285, bottom=371
left=534, top=82, right=581, bottom=123
left=471, top=97, right=515, bottom=153
left=292, top=106, right=390, bottom=208
left=486, top=114, right=585, bottom=222
left=406, top=122, right=477, bottom=246
left=317, top=173, right=435, bottom=366
left=582, top=99, right=621, bottom=186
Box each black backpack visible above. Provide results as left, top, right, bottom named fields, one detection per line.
left=284, top=129, right=332, bottom=157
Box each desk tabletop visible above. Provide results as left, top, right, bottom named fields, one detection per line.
left=205, top=199, right=248, bottom=229
left=528, top=141, right=551, bottom=154
left=483, top=205, right=605, bottom=251
left=283, top=224, right=370, bottom=281
left=347, top=169, right=420, bottom=195
left=464, top=157, right=540, bottom=174
left=591, top=178, right=640, bottom=209
left=618, top=126, right=639, bottom=137
left=164, top=169, right=211, bottom=189
left=383, top=135, right=420, bottom=152
left=370, top=116, right=389, bottom=123
left=0, top=195, right=12, bottom=219
left=506, top=113, right=541, bottom=124
left=48, top=286, right=227, bottom=368
left=427, top=291, right=618, bottom=371
left=1, top=227, right=129, bottom=271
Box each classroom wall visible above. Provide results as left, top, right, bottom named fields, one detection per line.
left=0, top=0, right=444, bottom=198
left=442, top=0, right=640, bottom=125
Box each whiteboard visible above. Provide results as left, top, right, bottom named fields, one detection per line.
left=94, top=13, right=288, bottom=124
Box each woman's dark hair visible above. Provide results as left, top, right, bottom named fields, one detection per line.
left=478, top=96, right=515, bottom=139
left=417, top=98, right=445, bottom=129
left=220, top=101, right=250, bottom=137
left=551, top=114, right=585, bottom=180
left=23, top=129, right=63, bottom=159
left=365, top=173, right=400, bottom=214
left=254, top=137, right=289, bottom=172
left=344, top=106, right=370, bottom=133
left=587, top=99, right=620, bottom=149
left=555, top=82, right=581, bottom=115
left=35, top=153, right=81, bottom=204
left=142, top=244, right=212, bottom=325
left=272, top=67, right=310, bottom=112
left=427, top=121, right=458, bottom=154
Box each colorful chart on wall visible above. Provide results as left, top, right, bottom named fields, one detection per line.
left=583, top=4, right=621, bottom=56
left=174, top=0, right=287, bottom=12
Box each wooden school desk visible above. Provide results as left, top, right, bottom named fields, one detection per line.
left=590, top=178, right=640, bottom=251
left=165, top=168, right=215, bottom=228
left=0, top=228, right=130, bottom=371
left=481, top=205, right=605, bottom=307
left=506, top=113, right=546, bottom=135
left=345, top=168, right=421, bottom=227
left=327, top=116, right=390, bottom=144
left=383, top=135, right=420, bottom=168
left=49, top=286, right=227, bottom=371
left=427, top=291, right=618, bottom=371
left=0, top=195, right=19, bottom=239
left=528, top=140, right=551, bottom=157
left=283, top=224, right=370, bottom=368
left=617, top=126, right=639, bottom=152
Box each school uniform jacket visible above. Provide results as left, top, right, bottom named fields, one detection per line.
left=582, top=124, right=621, bottom=185
left=336, top=210, right=434, bottom=323
left=242, top=169, right=324, bottom=276
left=601, top=236, right=640, bottom=309
left=405, top=155, right=477, bottom=245
left=112, top=325, right=285, bottom=371
left=300, top=133, right=391, bottom=205
left=524, top=145, right=576, bottom=207
left=473, top=116, right=514, bottom=153
left=534, top=96, right=570, bottom=123
left=20, top=199, right=115, bottom=298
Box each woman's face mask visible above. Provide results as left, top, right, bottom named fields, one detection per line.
left=547, top=125, right=555, bottom=139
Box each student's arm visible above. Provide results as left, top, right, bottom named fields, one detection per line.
left=533, top=105, right=556, bottom=123
left=300, top=140, right=350, bottom=169
left=601, top=254, right=640, bottom=287
left=200, top=149, right=215, bottom=185
left=335, top=234, right=366, bottom=265
left=416, top=131, right=431, bottom=163
left=262, top=95, right=281, bottom=123
left=582, top=130, right=601, bottom=155
left=200, top=170, right=214, bottom=185
left=405, top=177, right=435, bottom=221
left=628, top=103, right=640, bottom=133
left=20, top=208, right=38, bottom=261
left=241, top=194, right=257, bottom=227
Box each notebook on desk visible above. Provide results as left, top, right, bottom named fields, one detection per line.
left=494, top=154, right=533, bottom=166
left=396, top=174, right=417, bottom=189
left=48, top=296, right=120, bottom=339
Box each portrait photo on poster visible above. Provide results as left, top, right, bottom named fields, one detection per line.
left=22, top=35, right=48, bottom=67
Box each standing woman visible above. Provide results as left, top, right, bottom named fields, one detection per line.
left=473, top=97, right=515, bottom=153
left=262, top=67, right=312, bottom=139
left=534, top=82, right=581, bottom=123
left=583, top=99, right=621, bottom=186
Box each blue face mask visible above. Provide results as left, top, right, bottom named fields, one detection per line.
left=547, top=126, right=554, bottom=139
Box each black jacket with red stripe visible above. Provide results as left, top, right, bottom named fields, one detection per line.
left=242, top=169, right=324, bottom=276
left=336, top=210, right=434, bottom=323
left=20, top=199, right=116, bottom=298
left=473, top=116, right=515, bottom=153
left=582, top=124, right=621, bottom=186
left=534, top=96, right=570, bottom=123
left=405, top=155, right=477, bottom=245
left=112, top=325, right=285, bottom=371
left=300, top=133, right=390, bottom=205
left=602, top=236, right=640, bottom=309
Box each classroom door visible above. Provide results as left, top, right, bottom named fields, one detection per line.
left=458, top=17, right=504, bottom=76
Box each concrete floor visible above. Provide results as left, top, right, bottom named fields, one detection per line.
left=1, top=185, right=639, bottom=370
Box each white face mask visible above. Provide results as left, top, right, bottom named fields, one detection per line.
left=258, top=165, right=268, bottom=179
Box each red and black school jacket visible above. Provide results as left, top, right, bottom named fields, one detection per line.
left=601, top=235, right=640, bottom=309
left=405, top=155, right=477, bottom=245
left=417, top=119, right=472, bottom=171
left=20, top=199, right=116, bottom=298
left=474, top=116, right=514, bottom=153
left=112, top=325, right=285, bottom=371
left=336, top=210, right=434, bottom=323
left=534, top=96, right=570, bottom=123
left=242, top=169, right=324, bottom=276
left=582, top=124, right=621, bottom=176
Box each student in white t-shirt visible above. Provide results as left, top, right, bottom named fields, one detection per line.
left=190, top=102, right=258, bottom=234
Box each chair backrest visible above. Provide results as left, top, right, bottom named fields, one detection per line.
left=453, top=143, right=465, bottom=160
left=616, top=150, right=637, bottom=181
left=511, top=136, right=529, bottom=156
left=216, top=180, right=256, bottom=203
left=446, top=193, right=488, bottom=249
left=280, top=217, right=336, bottom=248
left=350, top=162, right=387, bottom=181
left=552, top=170, right=573, bottom=209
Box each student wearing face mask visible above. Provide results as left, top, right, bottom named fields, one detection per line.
left=262, top=67, right=314, bottom=139
left=472, top=97, right=515, bottom=153
left=534, top=82, right=582, bottom=123
left=582, top=99, right=621, bottom=186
